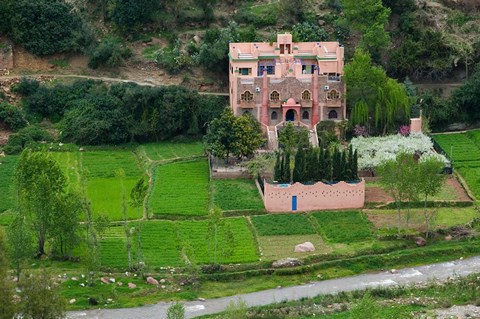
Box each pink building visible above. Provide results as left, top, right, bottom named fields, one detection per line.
left=228, top=33, right=346, bottom=146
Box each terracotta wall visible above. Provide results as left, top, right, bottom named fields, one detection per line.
left=264, top=180, right=365, bottom=212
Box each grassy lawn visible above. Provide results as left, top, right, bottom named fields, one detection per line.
left=212, top=179, right=264, bottom=211
left=149, top=159, right=209, bottom=216
left=365, top=207, right=478, bottom=235
left=139, top=141, right=204, bottom=161
left=0, top=155, right=18, bottom=213
left=258, top=234, right=332, bottom=260
left=251, top=214, right=317, bottom=236
left=50, top=152, right=80, bottom=187
left=433, top=133, right=480, bottom=162
left=312, top=211, right=375, bottom=243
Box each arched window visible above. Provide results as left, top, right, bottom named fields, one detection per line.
left=328, top=110, right=338, bottom=119
left=241, top=91, right=253, bottom=102
left=327, top=89, right=340, bottom=100
left=302, top=111, right=309, bottom=119
left=301, top=90, right=311, bottom=100
left=271, top=111, right=278, bottom=120
left=243, top=110, right=251, bottom=116
left=270, top=91, right=280, bottom=102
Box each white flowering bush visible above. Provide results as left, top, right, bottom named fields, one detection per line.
left=351, top=133, right=449, bottom=170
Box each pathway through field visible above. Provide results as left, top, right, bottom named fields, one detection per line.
left=67, top=255, right=480, bottom=319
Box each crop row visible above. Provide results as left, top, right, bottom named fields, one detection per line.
left=434, top=133, right=480, bottom=162
left=0, top=155, right=18, bottom=213
left=212, top=179, right=264, bottom=211
left=139, top=141, right=204, bottom=161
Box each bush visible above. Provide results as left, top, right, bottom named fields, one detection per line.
left=292, top=22, right=328, bottom=42
left=3, top=126, right=53, bottom=154
left=154, top=41, right=194, bottom=74
left=0, top=103, right=27, bottom=131
left=88, top=37, right=131, bottom=69
left=12, top=78, right=39, bottom=97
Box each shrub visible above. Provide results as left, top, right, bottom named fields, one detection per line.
left=292, top=22, right=328, bottom=42
left=88, top=37, right=131, bottom=69
left=0, top=103, right=27, bottom=131
left=12, top=78, right=39, bottom=97
left=154, top=41, right=194, bottom=74
left=3, top=126, right=53, bottom=154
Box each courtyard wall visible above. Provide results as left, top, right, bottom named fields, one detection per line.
left=264, top=180, right=365, bottom=212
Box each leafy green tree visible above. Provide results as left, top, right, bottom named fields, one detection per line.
left=282, top=152, right=291, bottom=183
left=194, top=0, right=217, bottom=25
left=278, top=123, right=297, bottom=154
left=324, top=147, right=332, bottom=181
left=166, top=302, right=185, bottom=319
left=278, top=0, right=306, bottom=23
left=417, top=158, right=446, bottom=238
left=19, top=271, right=66, bottom=319
left=0, top=230, right=17, bottom=319
left=451, top=66, right=480, bottom=123
left=88, top=36, right=131, bottom=69
left=15, top=150, right=67, bottom=256
left=305, top=148, right=319, bottom=182
left=7, top=216, right=34, bottom=281
left=292, top=22, right=328, bottom=42
left=332, top=148, right=341, bottom=182
left=11, top=0, right=86, bottom=56
left=110, top=0, right=158, bottom=34
left=233, top=114, right=265, bottom=158
left=197, top=26, right=237, bottom=73
left=274, top=152, right=282, bottom=182
left=204, top=108, right=238, bottom=160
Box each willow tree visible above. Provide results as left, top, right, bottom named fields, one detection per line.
left=344, top=49, right=410, bottom=134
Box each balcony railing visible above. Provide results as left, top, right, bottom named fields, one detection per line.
left=326, top=99, right=341, bottom=107
left=301, top=100, right=312, bottom=108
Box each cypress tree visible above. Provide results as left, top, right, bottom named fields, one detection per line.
left=317, top=147, right=325, bottom=182
left=293, top=148, right=306, bottom=183
left=347, top=145, right=354, bottom=180
left=306, top=148, right=318, bottom=183
left=325, top=147, right=332, bottom=182
left=282, top=152, right=291, bottom=183
left=340, top=150, right=348, bottom=181
left=274, top=152, right=281, bottom=182
left=353, top=149, right=359, bottom=180
left=332, top=148, right=339, bottom=182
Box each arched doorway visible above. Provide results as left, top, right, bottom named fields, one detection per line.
left=285, top=109, right=295, bottom=121
left=328, top=110, right=338, bottom=119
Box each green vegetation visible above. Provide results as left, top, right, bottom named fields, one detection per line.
left=212, top=179, right=264, bottom=211
left=252, top=214, right=316, bottom=236
left=149, top=159, right=209, bottom=216
left=0, top=155, right=18, bottom=213
left=139, top=141, right=204, bottom=161
left=312, top=211, right=374, bottom=243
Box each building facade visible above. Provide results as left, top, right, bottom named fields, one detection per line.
left=228, top=33, right=346, bottom=130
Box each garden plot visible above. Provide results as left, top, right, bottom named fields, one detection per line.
left=0, top=155, right=17, bottom=212
left=139, top=141, right=204, bottom=161
left=258, top=234, right=332, bottom=260
left=312, top=211, right=374, bottom=243
left=50, top=152, right=79, bottom=188
left=251, top=214, right=316, bottom=236
left=81, top=151, right=145, bottom=220
left=365, top=207, right=478, bottom=236
left=434, top=133, right=480, bottom=162
left=176, top=218, right=258, bottom=264
left=149, top=159, right=209, bottom=216
left=212, top=179, right=264, bottom=211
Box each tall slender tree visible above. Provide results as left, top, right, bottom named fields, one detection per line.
left=293, top=148, right=306, bottom=183
left=282, top=152, right=291, bottom=183
left=273, top=152, right=282, bottom=182
left=324, top=148, right=332, bottom=181
left=130, top=176, right=148, bottom=266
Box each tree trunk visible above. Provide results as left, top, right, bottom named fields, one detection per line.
left=396, top=204, right=401, bottom=239
left=405, top=206, right=410, bottom=238
left=37, top=233, right=45, bottom=257
left=423, top=195, right=429, bottom=238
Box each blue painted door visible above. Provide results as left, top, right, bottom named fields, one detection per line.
left=292, top=196, right=297, bottom=211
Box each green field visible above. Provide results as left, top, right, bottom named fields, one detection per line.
left=434, top=132, right=480, bottom=198
left=312, top=211, right=374, bottom=243
left=212, top=179, right=264, bottom=211
left=251, top=214, right=316, bottom=236
left=50, top=152, right=80, bottom=187
left=149, top=159, right=209, bottom=216
left=100, top=218, right=258, bottom=268
left=0, top=155, right=17, bottom=213
left=139, top=141, right=204, bottom=161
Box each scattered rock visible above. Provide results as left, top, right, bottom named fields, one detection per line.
left=80, top=283, right=85, bottom=287
left=79, top=148, right=84, bottom=152
left=272, top=258, right=303, bottom=268
left=445, top=235, right=452, bottom=241
left=415, top=237, right=427, bottom=247
left=107, top=298, right=113, bottom=303
left=294, top=242, right=315, bottom=253
left=198, top=297, right=206, bottom=302
left=193, top=35, right=201, bottom=45
left=100, top=277, right=110, bottom=284
left=277, top=285, right=282, bottom=289
left=88, top=297, right=98, bottom=306
left=160, top=279, right=166, bottom=284
left=71, top=277, right=78, bottom=281
left=69, top=299, right=76, bottom=304
left=390, top=269, right=397, bottom=274
left=128, top=283, right=137, bottom=289
left=161, top=285, right=166, bottom=289
left=146, top=276, right=159, bottom=285
left=108, top=278, right=116, bottom=283
left=117, top=282, right=123, bottom=286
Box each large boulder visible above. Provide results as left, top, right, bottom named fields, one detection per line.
left=294, top=242, right=315, bottom=253
left=146, top=276, right=159, bottom=285
left=272, top=258, right=303, bottom=268
left=415, top=237, right=427, bottom=247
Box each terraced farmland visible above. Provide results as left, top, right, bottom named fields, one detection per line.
left=139, top=141, right=204, bottom=161
left=251, top=214, right=316, bottom=236
left=434, top=132, right=480, bottom=198
left=212, top=179, right=264, bottom=211
left=312, top=211, right=374, bottom=243
left=149, top=159, right=209, bottom=216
